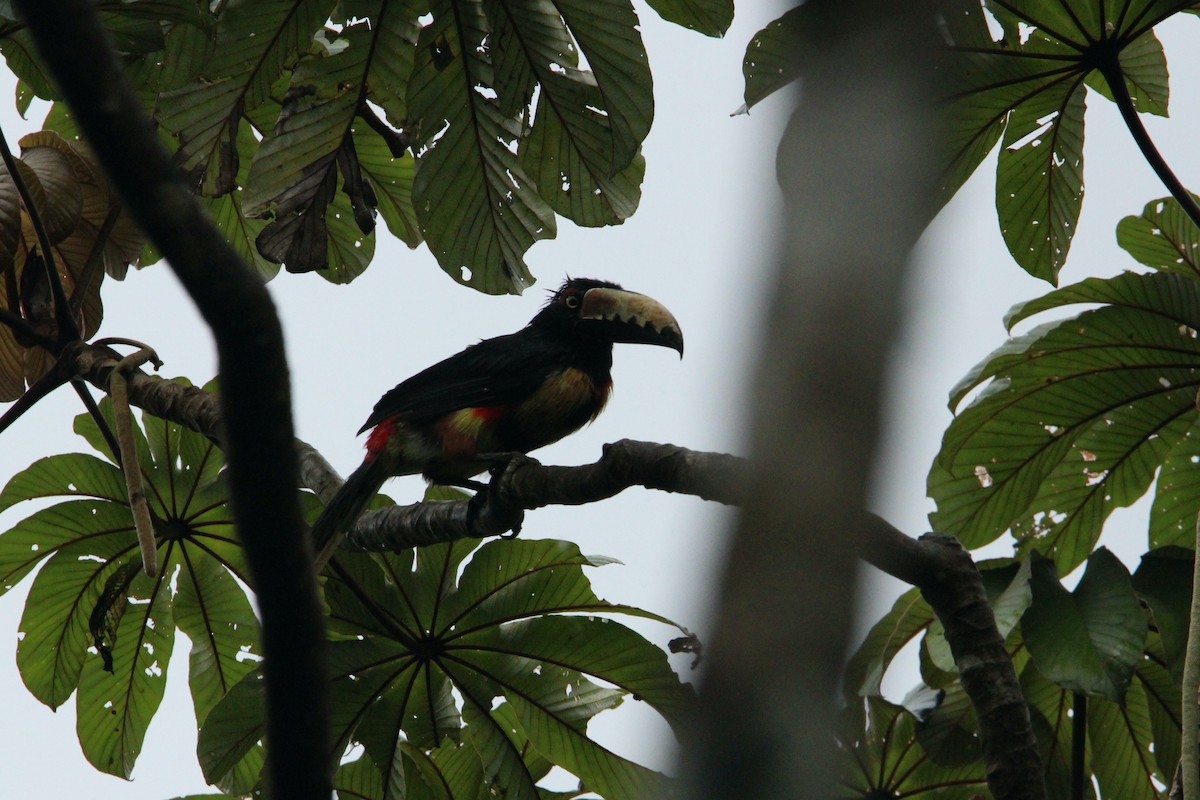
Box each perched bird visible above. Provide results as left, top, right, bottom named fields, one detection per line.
left=309, top=277, right=684, bottom=555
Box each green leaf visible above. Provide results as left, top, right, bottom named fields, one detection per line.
left=407, top=0, right=555, bottom=294
left=914, top=681, right=981, bottom=768
left=353, top=123, right=421, bottom=249
left=245, top=16, right=391, bottom=273
left=843, top=587, right=934, bottom=697
left=1117, top=194, right=1200, bottom=280
left=1021, top=663, right=1091, bottom=800
left=553, top=0, right=652, bottom=175
left=931, top=271, right=1200, bottom=572
left=1130, top=547, right=1193, bottom=678
left=506, top=677, right=667, bottom=800
left=460, top=681, right=540, bottom=800
left=197, top=670, right=266, bottom=788
left=741, top=5, right=806, bottom=111
left=157, top=0, right=335, bottom=195
left=16, top=523, right=136, bottom=706
left=1088, top=683, right=1160, bottom=800
left=334, top=753, right=386, bottom=800
left=175, top=549, right=263, bottom=795
left=996, top=82, right=1085, bottom=283
left=1084, top=30, right=1169, bottom=117
left=201, top=121, right=278, bottom=280
left=1021, top=551, right=1147, bottom=701
left=76, top=568, right=176, bottom=778
left=1137, top=636, right=1181, bottom=780
left=643, top=0, right=732, bottom=37
left=1, top=397, right=252, bottom=781
left=282, top=539, right=687, bottom=795
left=320, top=187, right=377, bottom=284
left=836, top=697, right=987, bottom=798
left=937, top=0, right=1194, bottom=276
left=454, top=615, right=694, bottom=730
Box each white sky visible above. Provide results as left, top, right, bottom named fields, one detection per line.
left=0, top=4, right=1197, bottom=798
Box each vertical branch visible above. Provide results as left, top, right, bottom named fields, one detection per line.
left=1181, top=511, right=1200, bottom=800
left=12, top=4, right=332, bottom=798
left=680, top=3, right=939, bottom=800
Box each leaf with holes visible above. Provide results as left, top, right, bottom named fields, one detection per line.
left=740, top=5, right=808, bottom=112
left=937, top=0, right=1193, bottom=280
left=200, top=537, right=694, bottom=798
left=407, top=0, right=556, bottom=294
left=0, top=391, right=257, bottom=778
left=157, top=0, right=334, bottom=196
left=930, top=270, right=1200, bottom=572
left=1117, top=194, right=1200, bottom=280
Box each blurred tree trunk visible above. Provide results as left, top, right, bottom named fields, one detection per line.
left=680, top=4, right=938, bottom=798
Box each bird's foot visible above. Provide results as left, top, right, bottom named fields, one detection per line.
left=463, top=455, right=529, bottom=538
left=441, top=477, right=489, bottom=493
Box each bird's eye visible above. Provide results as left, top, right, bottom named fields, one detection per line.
left=565, top=295, right=580, bottom=309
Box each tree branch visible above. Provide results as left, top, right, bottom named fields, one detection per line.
left=65, top=341, right=1043, bottom=799
left=14, top=4, right=330, bottom=798
left=859, top=516, right=1046, bottom=800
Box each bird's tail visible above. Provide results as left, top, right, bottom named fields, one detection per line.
left=310, top=457, right=390, bottom=558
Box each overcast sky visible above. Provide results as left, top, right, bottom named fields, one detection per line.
left=0, top=5, right=1198, bottom=798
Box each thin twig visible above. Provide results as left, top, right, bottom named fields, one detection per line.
left=0, top=305, right=54, bottom=347
left=109, top=345, right=161, bottom=577
left=0, top=364, right=68, bottom=437
left=71, top=379, right=122, bottom=467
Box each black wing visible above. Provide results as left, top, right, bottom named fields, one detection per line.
left=358, top=329, right=570, bottom=433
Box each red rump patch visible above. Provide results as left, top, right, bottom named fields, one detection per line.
left=365, top=417, right=397, bottom=460
left=471, top=405, right=511, bottom=422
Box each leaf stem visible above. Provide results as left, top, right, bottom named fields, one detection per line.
left=1071, top=691, right=1086, bottom=800
left=0, top=365, right=67, bottom=437
left=1098, top=55, right=1200, bottom=232
left=71, top=379, right=122, bottom=467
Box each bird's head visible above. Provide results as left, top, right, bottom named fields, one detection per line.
left=530, top=278, right=684, bottom=356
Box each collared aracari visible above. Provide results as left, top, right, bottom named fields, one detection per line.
left=309, top=278, right=684, bottom=554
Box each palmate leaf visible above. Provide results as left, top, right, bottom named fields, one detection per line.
left=245, top=7, right=419, bottom=274
left=408, top=0, right=556, bottom=295
left=938, top=0, right=1194, bottom=282
left=157, top=0, right=335, bottom=196
left=201, top=537, right=694, bottom=798
left=837, top=698, right=987, bottom=799
left=930, top=270, right=1200, bottom=572
left=0, top=395, right=259, bottom=779
left=1088, top=681, right=1161, bottom=799
left=1020, top=663, right=1094, bottom=800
